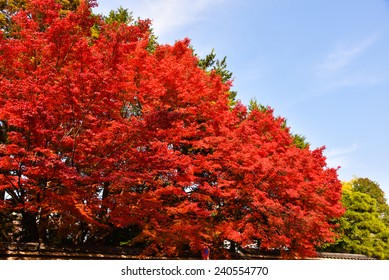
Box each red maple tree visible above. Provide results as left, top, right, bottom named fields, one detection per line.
left=0, top=0, right=344, bottom=258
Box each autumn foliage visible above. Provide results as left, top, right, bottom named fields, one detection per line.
left=0, top=0, right=344, bottom=258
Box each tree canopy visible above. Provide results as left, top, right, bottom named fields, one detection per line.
left=0, top=0, right=344, bottom=259
left=0, top=0, right=81, bottom=35
left=322, top=177, right=389, bottom=259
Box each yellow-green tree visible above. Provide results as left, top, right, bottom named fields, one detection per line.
left=323, top=178, right=389, bottom=259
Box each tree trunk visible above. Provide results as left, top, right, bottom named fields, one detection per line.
left=21, top=211, right=39, bottom=242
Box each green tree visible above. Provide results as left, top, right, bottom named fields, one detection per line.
left=323, top=178, right=389, bottom=259
left=103, top=6, right=132, bottom=25
left=351, top=177, right=389, bottom=224
left=248, top=98, right=269, bottom=113
left=198, top=49, right=237, bottom=106
left=291, top=133, right=309, bottom=149
left=101, top=6, right=157, bottom=52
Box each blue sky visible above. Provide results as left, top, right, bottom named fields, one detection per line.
left=94, top=0, right=389, bottom=198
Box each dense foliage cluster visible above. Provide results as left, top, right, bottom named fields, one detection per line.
left=0, top=0, right=344, bottom=258
left=322, top=178, right=389, bottom=259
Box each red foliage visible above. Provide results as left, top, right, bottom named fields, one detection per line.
left=0, top=0, right=344, bottom=258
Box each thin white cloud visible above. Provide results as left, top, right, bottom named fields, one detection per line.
left=130, top=0, right=224, bottom=42
left=315, top=34, right=382, bottom=91
left=94, top=0, right=224, bottom=42
left=324, top=143, right=358, bottom=169
left=318, top=35, right=377, bottom=73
